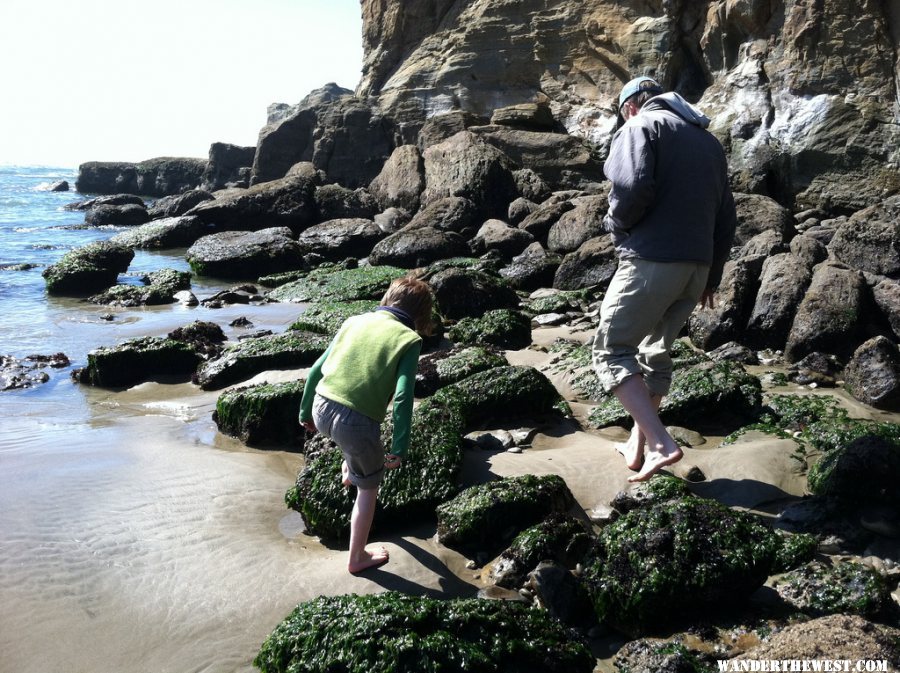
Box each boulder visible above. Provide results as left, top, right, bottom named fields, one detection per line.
left=774, top=561, right=895, bottom=619
left=87, top=268, right=192, bottom=307
left=368, top=226, right=470, bottom=268
left=828, top=196, right=900, bottom=277
left=448, top=309, right=532, bottom=349
left=201, top=142, right=255, bottom=191
left=745, top=253, right=813, bottom=350
left=420, top=131, right=518, bottom=220
left=1, top=353, right=69, bottom=391
left=185, top=174, right=316, bottom=234
left=428, top=267, right=519, bottom=320
left=613, top=639, right=715, bottom=673
left=688, top=255, right=764, bottom=351
left=739, top=229, right=789, bottom=259
left=296, top=218, right=385, bottom=261
left=873, top=279, right=900, bottom=341
left=373, top=206, right=411, bottom=233
left=469, top=219, right=534, bottom=259
left=367, top=144, right=424, bottom=213
left=186, top=227, right=306, bottom=279
left=49, top=180, right=69, bottom=192
left=414, top=345, right=507, bottom=397
left=436, top=474, right=577, bottom=559
left=76, top=158, right=206, bottom=197
left=313, top=183, right=379, bottom=221
left=254, top=592, right=594, bottom=673
left=609, top=474, right=694, bottom=515
left=146, top=189, right=214, bottom=219
left=213, top=380, right=306, bottom=449
left=196, top=331, right=330, bottom=390
left=581, top=498, right=782, bottom=636
left=507, top=196, right=539, bottom=225
left=490, top=103, right=556, bottom=130
left=288, top=300, right=378, bottom=338
left=547, top=195, right=608, bottom=254
left=404, top=195, right=479, bottom=236
left=268, top=265, right=407, bottom=303
left=110, top=215, right=211, bottom=249
left=517, top=200, right=573, bottom=240
left=784, top=262, right=867, bottom=362
left=843, top=336, right=900, bottom=411
left=512, top=168, right=552, bottom=203
left=416, top=110, right=488, bottom=150
left=789, top=233, right=829, bottom=269
left=84, top=203, right=150, bottom=227
left=553, top=236, right=618, bottom=291
left=42, top=241, right=134, bottom=296
left=732, top=193, right=795, bottom=247
left=807, top=433, right=900, bottom=505
left=74, top=336, right=201, bottom=388
left=499, top=242, right=563, bottom=292
left=166, top=320, right=227, bottom=360
left=64, top=194, right=145, bottom=211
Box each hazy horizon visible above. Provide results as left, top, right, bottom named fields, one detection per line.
left=0, top=0, right=363, bottom=168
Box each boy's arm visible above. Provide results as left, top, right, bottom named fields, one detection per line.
left=388, top=342, right=422, bottom=458
left=299, top=344, right=332, bottom=423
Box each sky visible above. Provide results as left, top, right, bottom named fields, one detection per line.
left=0, top=0, right=363, bottom=168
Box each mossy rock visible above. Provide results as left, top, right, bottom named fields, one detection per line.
left=771, top=532, right=819, bottom=574
left=88, top=268, right=192, bottom=306
left=436, top=474, right=577, bottom=559
left=548, top=339, right=606, bottom=401
left=491, top=513, right=594, bottom=589
left=521, top=289, right=595, bottom=317
left=42, top=241, right=134, bottom=296
left=448, top=308, right=532, bottom=349
left=286, top=365, right=568, bottom=540
left=254, top=592, right=594, bottom=673
left=288, top=300, right=378, bottom=336
left=610, top=474, right=694, bottom=515
left=213, top=380, right=305, bottom=448
left=588, top=360, right=762, bottom=432
left=267, top=265, right=408, bottom=303
left=76, top=336, right=201, bottom=388
left=775, top=561, right=895, bottom=619
left=581, top=498, right=782, bottom=637
left=256, top=269, right=308, bottom=288
left=614, top=639, right=716, bottom=673
left=196, top=331, right=329, bottom=390
left=807, top=433, right=900, bottom=504
left=415, top=346, right=508, bottom=397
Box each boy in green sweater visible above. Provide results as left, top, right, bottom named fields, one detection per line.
left=299, top=276, right=433, bottom=573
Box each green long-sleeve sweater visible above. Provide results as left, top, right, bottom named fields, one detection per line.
left=299, top=310, right=422, bottom=457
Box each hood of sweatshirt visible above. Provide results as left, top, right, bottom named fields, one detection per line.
left=642, top=91, right=710, bottom=129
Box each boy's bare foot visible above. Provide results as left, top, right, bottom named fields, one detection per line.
left=627, top=441, right=683, bottom=482
left=614, top=425, right=645, bottom=471
left=340, top=460, right=351, bottom=488
left=348, top=547, right=389, bottom=574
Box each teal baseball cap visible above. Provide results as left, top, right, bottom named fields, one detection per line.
left=616, top=76, right=663, bottom=126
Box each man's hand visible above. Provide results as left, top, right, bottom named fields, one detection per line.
left=384, top=454, right=402, bottom=470
left=301, top=420, right=317, bottom=434
left=699, top=289, right=716, bottom=310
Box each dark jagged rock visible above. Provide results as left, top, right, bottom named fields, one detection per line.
left=428, top=267, right=519, bottom=320
left=745, top=253, right=813, bottom=350
left=469, top=219, right=534, bottom=259
left=790, top=233, right=829, bottom=269
left=581, top=498, right=782, bottom=637
left=775, top=561, right=895, bottom=619
left=74, top=336, right=201, bottom=388
left=733, top=193, right=795, bottom=247
left=414, top=345, right=507, bottom=397
left=76, top=158, right=206, bottom=197
left=448, top=308, right=532, bottom=349
left=553, top=235, right=618, bottom=291
left=367, top=144, right=424, bottom=213
left=807, top=433, right=900, bottom=505
left=416, top=110, right=489, bottom=150
left=64, top=194, right=145, bottom=211
left=186, top=227, right=305, bottom=279
left=436, top=474, right=577, bottom=559
left=828, top=196, right=900, bottom=277
left=195, top=331, right=329, bottom=390
left=267, top=264, right=406, bottom=303
left=1, top=353, right=69, bottom=391
left=843, top=336, right=900, bottom=410
left=313, top=183, right=379, bottom=221
left=296, top=218, right=385, bottom=261
left=787, top=351, right=842, bottom=387
left=88, top=268, right=191, bottom=306
left=689, top=255, right=764, bottom=351
left=201, top=143, right=255, bottom=191
left=42, top=241, right=134, bottom=296
left=507, top=196, right=539, bottom=225
left=48, top=180, right=69, bottom=192
left=84, top=203, right=149, bottom=227
left=740, top=229, right=789, bottom=259
left=109, top=215, right=211, bottom=249
left=490, top=103, right=556, bottom=130
left=167, top=320, right=226, bottom=360
left=404, top=195, right=479, bottom=236
left=146, top=189, right=214, bottom=220
left=369, top=226, right=470, bottom=268
left=546, top=195, right=607, bottom=254
left=499, top=242, right=562, bottom=292
left=518, top=199, right=574, bottom=240
left=512, top=168, right=552, bottom=203
left=526, top=560, right=597, bottom=627
left=213, top=380, right=305, bottom=449
left=872, top=280, right=900, bottom=341
left=254, top=592, right=594, bottom=673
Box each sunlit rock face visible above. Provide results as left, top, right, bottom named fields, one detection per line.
left=359, top=0, right=900, bottom=212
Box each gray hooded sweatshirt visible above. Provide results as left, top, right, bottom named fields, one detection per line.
left=603, top=91, right=737, bottom=289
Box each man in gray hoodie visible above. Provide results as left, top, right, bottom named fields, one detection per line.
left=593, top=76, right=737, bottom=482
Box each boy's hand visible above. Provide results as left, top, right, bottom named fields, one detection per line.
left=384, top=454, right=402, bottom=469
left=301, top=420, right=317, bottom=434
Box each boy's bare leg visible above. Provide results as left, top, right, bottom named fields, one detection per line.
left=612, top=375, right=682, bottom=482
left=614, top=392, right=662, bottom=471
left=348, top=486, right=388, bottom=573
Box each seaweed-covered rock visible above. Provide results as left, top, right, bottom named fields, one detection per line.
left=775, top=561, right=895, bottom=619
left=110, top=215, right=210, bottom=249
left=770, top=532, right=819, bottom=574
left=1, top=353, right=70, bottom=391
left=588, top=360, right=762, bottom=432
left=415, top=345, right=507, bottom=397
left=254, top=592, right=594, bottom=673
left=807, top=433, right=900, bottom=505
left=609, top=474, right=694, bottom=515
left=429, top=267, right=519, bottom=320
left=448, top=308, right=531, bottom=349
left=75, top=336, right=201, bottom=388
left=42, top=241, right=134, bottom=296
left=213, top=380, right=305, bottom=448
left=288, top=300, right=377, bottom=337
left=88, top=268, right=192, bottom=306
left=186, top=227, right=305, bottom=279
left=491, top=513, right=593, bottom=589
left=582, top=498, right=782, bottom=637
left=843, top=336, right=900, bottom=411
left=196, top=331, right=329, bottom=390
left=436, top=474, right=576, bottom=559
left=613, top=639, right=716, bottom=673
left=167, top=320, right=226, bottom=359
left=288, top=365, right=566, bottom=539
left=267, top=264, right=407, bottom=303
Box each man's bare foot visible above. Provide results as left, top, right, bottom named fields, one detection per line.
left=348, top=547, right=389, bottom=574
left=627, top=441, right=683, bottom=482
left=614, top=425, right=645, bottom=471
left=340, top=460, right=351, bottom=488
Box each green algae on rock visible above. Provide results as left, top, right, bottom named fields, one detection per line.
left=267, top=264, right=408, bottom=303
left=436, top=474, right=577, bottom=559
left=807, top=433, right=900, bottom=504
left=415, top=345, right=508, bottom=397
left=213, top=380, right=306, bottom=448
left=254, top=591, right=594, bottom=673
left=770, top=531, right=819, bottom=574
left=610, top=473, right=694, bottom=515
left=286, top=365, right=568, bottom=540
left=87, top=268, right=192, bottom=306
left=775, top=561, right=896, bottom=619
left=42, top=240, right=134, bottom=296
left=196, top=331, right=329, bottom=390
left=447, top=308, right=532, bottom=349
left=288, top=300, right=378, bottom=336
left=521, top=288, right=595, bottom=317
left=582, top=497, right=782, bottom=637
left=75, top=336, right=201, bottom=388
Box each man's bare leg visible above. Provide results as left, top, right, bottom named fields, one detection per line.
left=612, top=375, right=682, bottom=482
left=347, top=486, right=389, bottom=573
left=614, top=391, right=662, bottom=470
